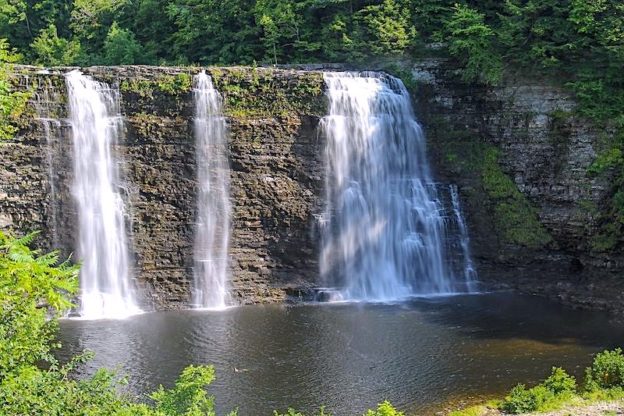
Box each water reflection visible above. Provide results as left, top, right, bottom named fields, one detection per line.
left=58, top=293, right=624, bottom=415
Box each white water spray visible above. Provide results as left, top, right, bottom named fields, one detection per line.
left=66, top=70, right=141, bottom=319
left=192, top=71, right=231, bottom=309
left=320, top=72, right=476, bottom=301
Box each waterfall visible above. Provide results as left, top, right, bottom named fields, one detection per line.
left=320, top=72, right=476, bottom=301
left=192, top=71, right=231, bottom=309
left=66, top=70, right=141, bottom=319
left=32, top=78, right=62, bottom=249
left=449, top=185, right=478, bottom=292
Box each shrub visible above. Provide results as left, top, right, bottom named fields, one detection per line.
left=543, top=367, right=577, bottom=395
left=364, top=401, right=404, bottom=416
left=500, top=367, right=577, bottom=414
left=585, top=348, right=624, bottom=390
left=500, top=384, right=542, bottom=414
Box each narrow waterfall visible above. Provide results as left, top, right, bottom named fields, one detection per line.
left=66, top=70, right=141, bottom=319
left=449, top=185, right=478, bottom=292
left=320, top=72, right=476, bottom=301
left=192, top=71, right=231, bottom=309
left=33, top=78, right=62, bottom=249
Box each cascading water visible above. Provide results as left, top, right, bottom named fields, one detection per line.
left=449, top=184, right=478, bottom=292
left=66, top=70, right=141, bottom=319
left=320, top=72, right=476, bottom=301
left=32, top=77, right=62, bottom=249
left=192, top=71, right=231, bottom=309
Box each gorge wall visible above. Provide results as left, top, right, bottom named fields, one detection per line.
left=0, top=66, right=325, bottom=309
left=410, top=59, right=623, bottom=311
left=1, top=62, right=622, bottom=311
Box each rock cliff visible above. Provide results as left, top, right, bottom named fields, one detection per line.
left=1, top=63, right=622, bottom=311
left=411, top=59, right=624, bottom=311
left=0, top=66, right=325, bottom=309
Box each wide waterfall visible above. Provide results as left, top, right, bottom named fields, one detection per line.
left=66, top=70, right=141, bottom=319
left=192, top=71, right=231, bottom=309
left=320, top=72, right=476, bottom=301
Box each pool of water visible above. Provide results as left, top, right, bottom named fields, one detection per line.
left=57, top=293, right=624, bottom=415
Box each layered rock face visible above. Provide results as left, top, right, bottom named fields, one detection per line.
left=0, top=66, right=325, bottom=309
left=1, top=62, right=622, bottom=311
left=412, top=59, right=622, bottom=297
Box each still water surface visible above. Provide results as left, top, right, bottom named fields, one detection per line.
left=58, top=293, right=624, bottom=415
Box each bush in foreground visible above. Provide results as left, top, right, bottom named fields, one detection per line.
left=500, top=367, right=577, bottom=414
left=495, top=350, right=624, bottom=415
left=584, top=348, right=624, bottom=391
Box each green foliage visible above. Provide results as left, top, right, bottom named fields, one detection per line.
left=448, top=405, right=488, bottom=416
left=102, top=22, right=144, bottom=65
left=0, top=39, right=30, bottom=140
left=70, top=0, right=130, bottom=58
left=31, top=24, right=82, bottom=66
left=543, top=367, right=577, bottom=395
left=588, top=148, right=623, bottom=176
left=500, top=384, right=552, bottom=414
left=444, top=4, right=502, bottom=85
left=353, top=0, right=416, bottom=57
left=150, top=365, right=232, bottom=416
left=211, top=68, right=324, bottom=118
left=0, top=230, right=78, bottom=380
left=363, top=401, right=404, bottom=416
left=458, top=350, right=624, bottom=415
left=166, top=0, right=261, bottom=65
left=585, top=348, right=624, bottom=391
left=500, top=367, right=577, bottom=414
left=273, top=407, right=330, bottom=416
left=254, top=0, right=302, bottom=65
left=120, top=73, right=192, bottom=98
left=272, top=402, right=402, bottom=416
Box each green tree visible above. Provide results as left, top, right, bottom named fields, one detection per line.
left=132, top=0, right=175, bottom=64
left=353, top=0, right=416, bottom=57
left=444, top=3, right=502, bottom=85
left=70, top=0, right=130, bottom=60
left=498, top=0, right=574, bottom=70
left=0, top=0, right=72, bottom=59
left=102, top=22, right=144, bottom=65
left=255, top=0, right=302, bottom=64
left=31, top=24, right=81, bottom=66
left=166, top=0, right=261, bottom=64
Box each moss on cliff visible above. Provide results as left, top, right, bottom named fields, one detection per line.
left=436, top=135, right=551, bottom=249
left=209, top=67, right=325, bottom=118
left=481, top=147, right=552, bottom=248
left=3, top=71, right=32, bottom=138
left=120, top=73, right=193, bottom=98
